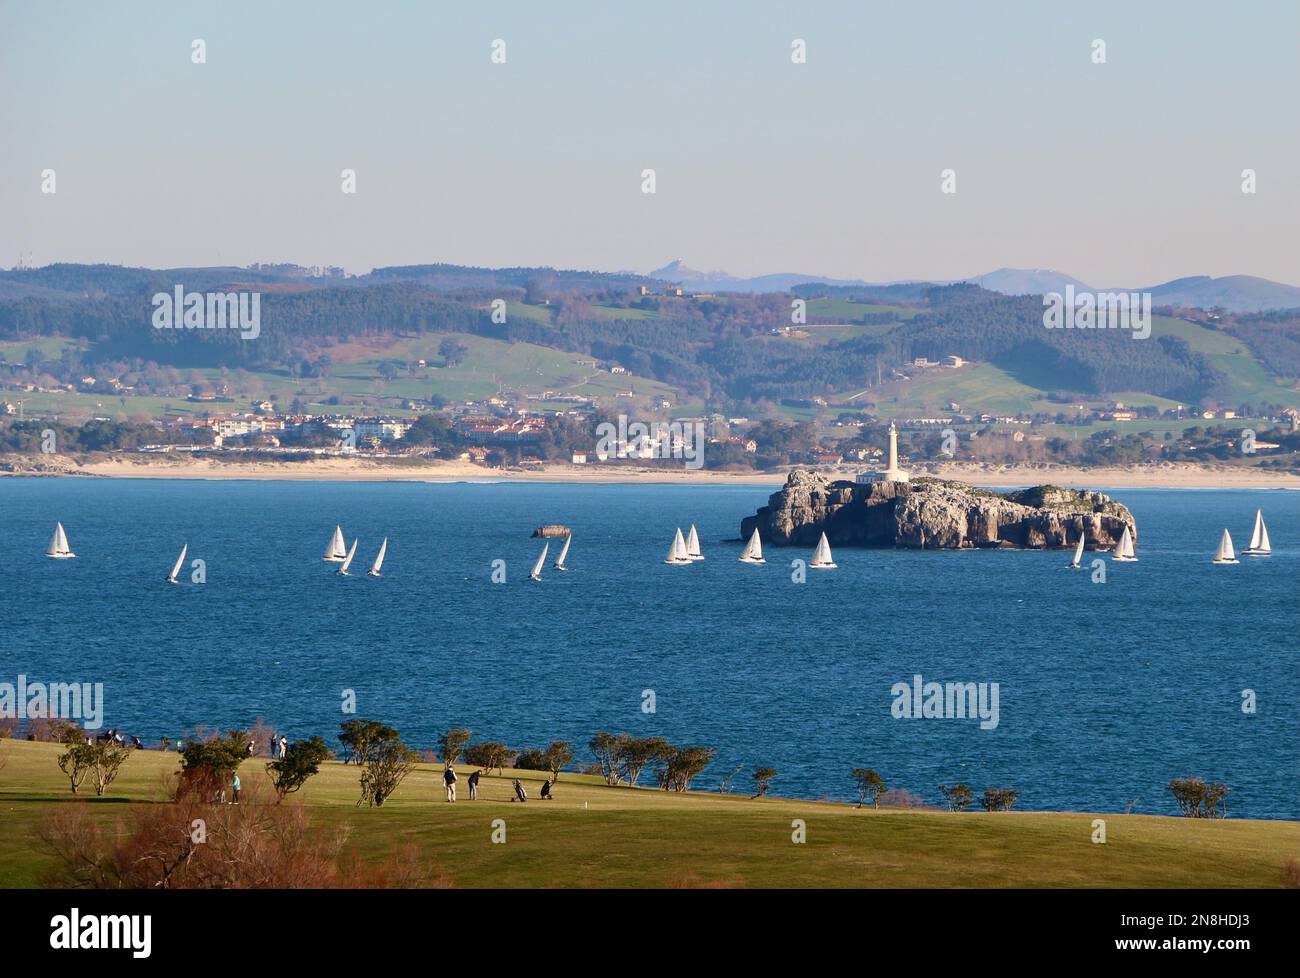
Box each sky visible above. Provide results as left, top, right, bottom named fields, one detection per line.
left=1, top=0, right=1297, bottom=285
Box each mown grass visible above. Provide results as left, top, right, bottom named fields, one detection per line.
left=1, top=740, right=1295, bottom=889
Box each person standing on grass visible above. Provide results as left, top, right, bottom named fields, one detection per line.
left=468, top=768, right=482, bottom=800
left=443, top=764, right=458, bottom=802
left=231, top=773, right=241, bottom=805
left=279, top=735, right=288, bottom=760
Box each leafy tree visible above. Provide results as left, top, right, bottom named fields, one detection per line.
left=657, top=746, right=715, bottom=792
left=542, top=740, right=574, bottom=782
left=179, top=729, right=249, bottom=799
left=1168, top=776, right=1230, bottom=818
left=514, top=748, right=547, bottom=771
left=266, top=736, right=332, bottom=801
left=88, top=739, right=133, bottom=796
left=751, top=766, right=777, bottom=798
left=588, top=732, right=629, bottom=786
left=438, top=728, right=472, bottom=767
left=463, top=741, right=511, bottom=774
left=438, top=338, right=468, bottom=367
left=340, top=720, right=418, bottom=808
left=851, top=768, right=886, bottom=808
left=57, top=733, right=94, bottom=795
left=619, top=736, right=670, bottom=787
left=979, top=788, right=1019, bottom=812
left=938, top=782, right=973, bottom=812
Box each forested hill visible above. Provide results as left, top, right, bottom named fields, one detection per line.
left=0, top=263, right=1296, bottom=409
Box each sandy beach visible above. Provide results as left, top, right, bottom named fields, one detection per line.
left=3, top=453, right=1298, bottom=490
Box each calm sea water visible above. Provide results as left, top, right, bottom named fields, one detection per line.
left=1, top=478, right=1296, bottom=818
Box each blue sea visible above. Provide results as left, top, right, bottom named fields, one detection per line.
left=1, top=478, right=1296, bottom=818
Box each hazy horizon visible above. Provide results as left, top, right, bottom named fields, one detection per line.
left=3, top=0, right=1297, bottom=285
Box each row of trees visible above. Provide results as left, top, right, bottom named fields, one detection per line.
left=33, top=719, right=1237, bottom=818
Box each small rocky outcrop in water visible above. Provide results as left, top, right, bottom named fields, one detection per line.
left=740, top=470, right=1136, bottom=550
left=532, top=524, right=573, bottom=538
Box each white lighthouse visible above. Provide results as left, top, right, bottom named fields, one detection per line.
left=857, top=421, right=910, bottom=485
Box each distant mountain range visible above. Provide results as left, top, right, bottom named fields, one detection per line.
left=650, top=261, right=1300, bottom=313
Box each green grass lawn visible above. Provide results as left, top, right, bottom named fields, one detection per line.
left=1, top=739, right=1294, bottom=888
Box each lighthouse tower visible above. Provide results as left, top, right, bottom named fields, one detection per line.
left=857, top=421, right=910, bottom=485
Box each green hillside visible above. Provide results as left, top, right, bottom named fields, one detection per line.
left=1, top=739, right=1295, bottom=888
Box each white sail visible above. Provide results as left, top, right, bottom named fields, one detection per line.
left=531, top=542, right=549, bottom=580
left=1244, top=510, right=1271, bottom=555
left=168, top=544, right=188, bottom=584
left=46, top=521, right=75, bottom=558
left=1112, top=526, right=1136, bottom=561
left=739, top=527, right=765, bottom=563
left=686, top=524, right=703, bottom=560
left=368, top=538, right=387, bottom=576
left=1213, top=528, right=1238, bottom=564
left=554, top=533, right=571, bottom=570
left=810, top=532, right=836, bottom=569
left=338, top=538, right=358, bottom=575
left=324, top=525, right=347, bottom=561
left=665, top=528, right=690, bottom=564
left=1069, top=533, right=1085, bottom=568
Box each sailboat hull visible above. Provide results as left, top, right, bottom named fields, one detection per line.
left=1212, top=558, right=1239, bottom=564
left=1241, top=549, right=1270, bottom=557
left=809, top=562, right=836, bottom=569
left=738, top=557, right=765, bottom=564
left=45, top=553, right=75, bottom=559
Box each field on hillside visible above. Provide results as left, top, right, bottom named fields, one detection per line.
left=2, top=333, right=678, bottom=421
left=1, top=739, right=1295, bottom=889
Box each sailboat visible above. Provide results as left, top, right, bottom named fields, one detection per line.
left=553, top=533, right=571, bottom=571
left=685, top=524, right=704, bottom=561
left=1212, top=528, right=1239, bottom=565
left=1111, top=526, right=1137, bottom=562
left=809, top=532, right=836, bottom=569
left=530, top=543, right=549, bottom=581
left=1068, top=533, right=1085, bottom=569
left=323, top=525, right=347, bottom=562
left=45, top=522, right=75, bottom=559
left=368, top=538, right=387, bottom=577
left=166, top=544, right=188, bottom=584
left=1242, top=509, right=1271, bottom=557
left=664, top=528, right=691, bottom=565
left=337, top=538, right=358, bottom=576
left=738, top=527, right=765, bottom=564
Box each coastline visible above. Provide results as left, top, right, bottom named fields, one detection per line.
left=3, top=453, right=1298, bottom=489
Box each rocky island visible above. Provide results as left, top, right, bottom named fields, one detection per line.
left=741, top=469, right=1136, bottom=550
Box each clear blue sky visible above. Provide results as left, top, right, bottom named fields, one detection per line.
left=2, top=0, right=1296, bottom=285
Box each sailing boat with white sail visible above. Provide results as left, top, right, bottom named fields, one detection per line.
left=530, top=543, right=549, bottom=581
left=167, top=544, right=188, bottom=584
left=738, top=527, right=765, bottom=564
left=337, top=538, right=358, bottom=576
left=685, top=524, right=704, bottom=561
left=368, top=538, right=387, bottom=577
left=1111, top=526, right=1136, bottom=562
left=664, top=528, right=690, bottom=565
left=809, top=532, right=836, bottom=569
left=323, top=525, right=347, bottom=562
left=1068, top=533, right=1085, bottom=569
left=45, top=522, right=75, bottom=559
left=1212, top=528, right=1239, bottom=564
left=1242, top=509, right=1271, bottom=557
left=553, top=533, right=571, bottom=571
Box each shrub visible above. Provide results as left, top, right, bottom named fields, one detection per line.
left=979, top=788, right=1019, bottom=812
left=266, top=736, right=332, bottom=801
